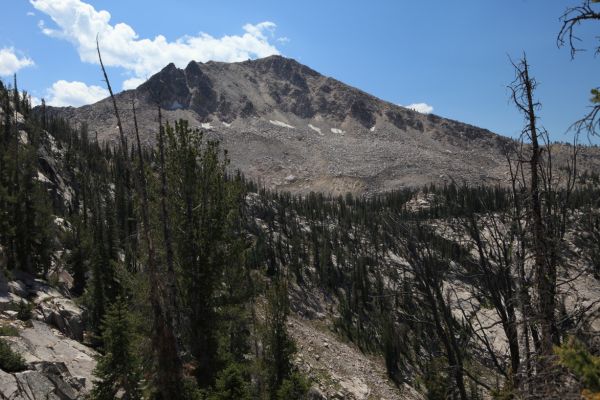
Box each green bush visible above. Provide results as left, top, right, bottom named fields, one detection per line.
left=0, top=338, right=27, bottom=372
left=556, top=337, right=600, bottom=393
left=209, top=363, right=251, bottom=400
left=0, top=325, right=19, bottom=337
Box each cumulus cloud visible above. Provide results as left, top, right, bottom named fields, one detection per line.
left=30, top=0, right=281, bottom=89
left=0, top=47, right=35, bottom=76
left=30, top=96, right=42, bottom=107
left=404, top=102, right=434, bottom=114
left=45, top=80, right=108, bottom=107
left=122, top=77, right=146, bottom=90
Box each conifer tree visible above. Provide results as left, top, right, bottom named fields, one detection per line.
left=91, top=297, right=142, bottom=400
left=263, top=279, right=296, bottom=398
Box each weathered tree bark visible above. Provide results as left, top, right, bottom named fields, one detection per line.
left=521, top=59, right=556, bottom=363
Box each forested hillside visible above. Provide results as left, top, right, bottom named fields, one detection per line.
left=1, top=67, right=600, bottom=400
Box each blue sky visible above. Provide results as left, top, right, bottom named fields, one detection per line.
left=0, top=0, right=598, bottom=143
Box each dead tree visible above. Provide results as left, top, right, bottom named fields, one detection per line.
left=397, top=223, right=470, bottom=400
left=508, top=56, right=580, bottom=397
left=509, top=56, right=557, bottom=368
left=97, top=39, right=184, bottom=398
left=558, top=0, right=600, bottom=137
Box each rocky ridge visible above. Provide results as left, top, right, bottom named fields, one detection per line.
left=46, top=55, right=600, bottom=195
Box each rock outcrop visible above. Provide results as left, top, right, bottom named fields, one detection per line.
left=0, top=272, right=96, bottom=399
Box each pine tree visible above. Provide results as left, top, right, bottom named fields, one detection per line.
left=91, top=297, right=142, bottom=400
left=263, top=279, right=296, bottom=398
left=209, top=363, right=252, bottom=400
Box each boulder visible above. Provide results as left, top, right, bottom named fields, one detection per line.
left=6, top=320, right=97, bottom=392
left=34, top=296, right=85, bottom=341
left=0, top=365, right=84, bottom=400
left=7, top=281, right=28, bottom=299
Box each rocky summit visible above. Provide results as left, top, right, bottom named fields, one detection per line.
left=48, top=55, right=598, bottom=195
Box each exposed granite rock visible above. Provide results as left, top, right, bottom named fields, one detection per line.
left=0, top=305, right=96, bottom=399
left=44, top=55, right=600, bottom=195
left=0, top=270, right=95, bottom=399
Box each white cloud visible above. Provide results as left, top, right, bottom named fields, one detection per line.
left=45, top=80, right=108, bottom=107
left=122, top=77, right=146, bottom=90
left=30, top=0, right=281, bottom=89
left=0, top=47, right=35, bottom=76
left=27, top=11, right=35, bottom=16
left=404, top=102, right=434, bottom=114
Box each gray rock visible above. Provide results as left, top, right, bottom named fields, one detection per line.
left=45, top=55, right=600, bottom=196
left=0, top=370, right=20, bottom=399
left=7, top=320, right=97, bottom=392
left=33, top=362, right=82, bottom=400
left=0, top=292, right=26, bottom=313
left=14, top=370, right=61, bottom=400
left=35, top=296, right=85, bottom=341
left=8, top=281, right=28, bottom=299
left=307, top=386, right=327, bottom=400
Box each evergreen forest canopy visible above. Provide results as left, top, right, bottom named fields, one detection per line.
left=0, top=1, right=599, bottom=399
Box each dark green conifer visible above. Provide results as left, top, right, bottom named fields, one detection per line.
left=91, top=297, right=142, bottom=400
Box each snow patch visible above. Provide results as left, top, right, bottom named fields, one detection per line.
left=269, top=120, right=295, bottom=129
left=331, top=128, right=345, bottom=134
left=200, top=123, right=213, bottom=130
left=308, top=124, right=323, bottom=135
left=222, top=121, right=232, bottom=127
left=370, top=126, right=376, bottom=132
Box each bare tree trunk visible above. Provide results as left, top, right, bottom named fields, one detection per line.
left=521, top=59, right=556, bottom=363
left=509, top=56, right=566, bottom=392
left=96, top=37, right=126, bottom=152
left=97, top=38, right=183, bottom=397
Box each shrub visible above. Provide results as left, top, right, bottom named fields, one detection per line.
left=16, top=301, right=32, bottom=321
left=0, top=325, right=19, bottom=337
left=556, top=337, right=600, bottom=398
left=0, top=338, right=27, bottom=372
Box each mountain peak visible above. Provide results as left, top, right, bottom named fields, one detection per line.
left=48, top=56, right=554, bottom=194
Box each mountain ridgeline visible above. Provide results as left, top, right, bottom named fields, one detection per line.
left=46, top=54, right=577, bottom=195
